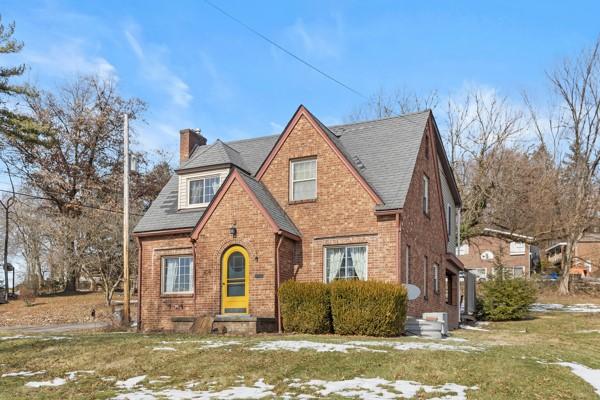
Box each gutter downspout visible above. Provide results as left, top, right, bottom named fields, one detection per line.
left=191, top=238, right=198, bottom=316
left=135, top=237, right=142, bottom=332
left=275, top=232, right=284, bottom=334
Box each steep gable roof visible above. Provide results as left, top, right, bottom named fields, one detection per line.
left=191, top=168, right=300, bottom=239
left=134, top=106, right=458, bottom=234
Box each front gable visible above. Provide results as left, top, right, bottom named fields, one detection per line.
left=256, top=105, right=382, bottom=205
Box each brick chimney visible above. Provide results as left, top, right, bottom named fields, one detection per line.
left=179, top=128, right=207, bottom=163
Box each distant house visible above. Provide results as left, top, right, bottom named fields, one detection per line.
left=458, top=228, right=539, bottom=280
left=545, top=227, right=600, bottom=277
left=133, top=105, right=464, bottom=333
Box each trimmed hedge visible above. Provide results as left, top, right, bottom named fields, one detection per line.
left=330, top=280, right=407, bottom=337
left=479, top=276, right=537, bottom=321
left=279, top=281, right=332, bottom=334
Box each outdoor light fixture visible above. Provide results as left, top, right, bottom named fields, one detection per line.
left=229, top=223, right=237, bottom=237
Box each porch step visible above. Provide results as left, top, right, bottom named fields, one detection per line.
left=213, top=315, right=276, bottom=335
left=404, top=317, right=444, bottom=339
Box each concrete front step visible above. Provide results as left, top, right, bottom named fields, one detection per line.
left=405, top=317, right=444, bottom=339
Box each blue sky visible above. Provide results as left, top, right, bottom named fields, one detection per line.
left=3, top=0, right=600, bottom=160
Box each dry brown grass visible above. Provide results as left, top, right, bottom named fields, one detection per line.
left=0, top=292, right=136, bottom=327
left=537, top=290, right=600, bottom=305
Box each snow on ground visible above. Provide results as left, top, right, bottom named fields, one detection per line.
left=152, top=347, right=177, bottom=352
left=577, top=329, right=600, bottom=334
left=112, top=378, right=274, bottom=399
left=249, top=340, right=384, bottom=353
left=112, top=377, right=476, bottom=400
left=531, top=303, right=600, bottom=313
left=25, top=377, right=67, bottom=388
left=0, top=334, right=71, bottom=341
left=1, top=370, right=46, bottom=377
left=540, top=362, right=600, bottom=396
left=290, top=377, right=478, bottom=400
left=197, top=340, right=241, bottom=349
left=116, top=375, right=147, bottom=389
left=459, top=324, right=490, bottom=332
left=347, top=340, right=483, bottom=353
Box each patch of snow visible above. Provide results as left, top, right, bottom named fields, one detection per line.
left=197, top=340, right=241, bottom=349
left=459, top=324, right=490, bottom=332
left=116, top=375, right=147, bottom=389
left=1, top=370, right=46, bottom=377
left=348, top=340, right=483, bottom=353
left=65, top=370, right=95, bottom=380
left=25, top=377, right=67, bottom=387
left=250, top=340, right=383, bottom=353
left=531, top=303, right=600, bottom=313
left=152, top=347, right=176, bottom=352
left=112, top=379, right=274, bottom=399
left=549, top=362, right=600, bottom=396
left=290, top=377, right=477, bottom=400
left=576, top=329, right=600, bottom=334
left=0, top=335, right=70, bottom=341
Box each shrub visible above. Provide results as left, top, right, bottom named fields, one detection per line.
left=279, top=281, right=332, bottom=334
left=479, top=276, right=537, bottom=321
left=20, top=286, right=37, bottom=307
left=330, top=280, right=407, bottom=337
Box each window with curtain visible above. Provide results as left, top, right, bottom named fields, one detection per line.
left=162, top=256, right=193, bottom=294
left=324, top=245, right=367, bottom=283
left=189, top=175, right=221, bottom=206
left=423, top=175, right=429, bottom=215
left=290, top=158, right=317, bottom=201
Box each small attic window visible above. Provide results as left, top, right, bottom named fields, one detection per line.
left=179, top=168, right=229, bottom=209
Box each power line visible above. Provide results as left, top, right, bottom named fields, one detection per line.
left=0, top=188, right=144, bottom=217
left=202, top=1, right=423, bottom=128
left=202, top=0, right=367, bottom=100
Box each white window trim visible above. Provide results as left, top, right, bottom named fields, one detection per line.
left=179, top=168, right=229, bottom=209
left=290, top=158, right=317, bottom=201
left=161, top=256, right=194, bottom=295
left=509, top=241, right=526, bottom=256
left=512, top=266, right=525, bottom=277
left=322, top=244, right=368, bottom=283
left=471, top=268, right=488, bottom=280
left=458, top=242, right=469, bottom=256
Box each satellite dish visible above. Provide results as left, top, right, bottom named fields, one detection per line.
left=404, top=284, right=421, bottom=301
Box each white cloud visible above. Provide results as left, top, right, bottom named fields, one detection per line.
left=124, top=24, right=193, bottom=108
left=24, top=39, right=118, bottom=82
left=285, top=14, right=345, bottom=59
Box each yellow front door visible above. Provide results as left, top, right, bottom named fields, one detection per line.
left=221, top=246, right=249, bottom=314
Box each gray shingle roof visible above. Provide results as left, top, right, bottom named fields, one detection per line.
left=134, top=110, right=432, bottom=233
left=237, top=172, right=300, bottom=237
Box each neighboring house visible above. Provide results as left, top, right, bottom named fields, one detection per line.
left=133, top=105, right=463, bottom=333
left=545, top=227, right=600, bottom=277
left=458, top=228, right=538, bottom=280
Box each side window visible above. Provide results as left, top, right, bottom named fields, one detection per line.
left=161, top=256, right=193, bottom=294
left=433, top=263, right=440, bottom=294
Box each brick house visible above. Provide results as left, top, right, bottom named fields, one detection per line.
left=545, top=227, right=600, bottom=277
left=458, top=228, right=539, bottom=280
left=133, top=105, right=463, bottom=333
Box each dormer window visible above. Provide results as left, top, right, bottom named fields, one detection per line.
left=189, top=175, right=221, bottom=206
left=179, top=168, right=229, bottom=209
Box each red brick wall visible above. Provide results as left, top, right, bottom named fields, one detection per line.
left=574, top=241, right=600, bottom=276
left=400, top=119, right=459, bottom=325
left=459, top=236, right=531, bottom=276
left=259, top=114, right=398, bottom=284
left=138, top=233, right=195, bottom=331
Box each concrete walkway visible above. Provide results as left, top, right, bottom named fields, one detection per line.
left=0, top=321, right=111, bottom=334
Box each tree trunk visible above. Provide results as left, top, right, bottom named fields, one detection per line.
left=558, top=240, right=575, bottom=295
left=64, top=271, right=78, bottom=293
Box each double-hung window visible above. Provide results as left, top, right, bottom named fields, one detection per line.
left=162, top=256, right=193, bottom=294
left=509, top=241, right=526, bottom=256
left=290, top=158, right=317, bottom=201
left=423, top=175, right=430, bottom=215
left=512, top=266, right=525, bottom=278
left=189, top=175, right=221, bottom=206
left=324, top=245, right=367, bottom=283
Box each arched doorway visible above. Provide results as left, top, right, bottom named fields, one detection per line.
left=221, top=246, right=249, bottom=314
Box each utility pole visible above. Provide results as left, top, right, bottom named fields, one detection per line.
left=122, top=114, right=130, bottom=325
left=1, top=163, right=15, bottom=303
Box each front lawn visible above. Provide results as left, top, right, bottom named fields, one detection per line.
left=1, top=310, right=599, bottom=399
